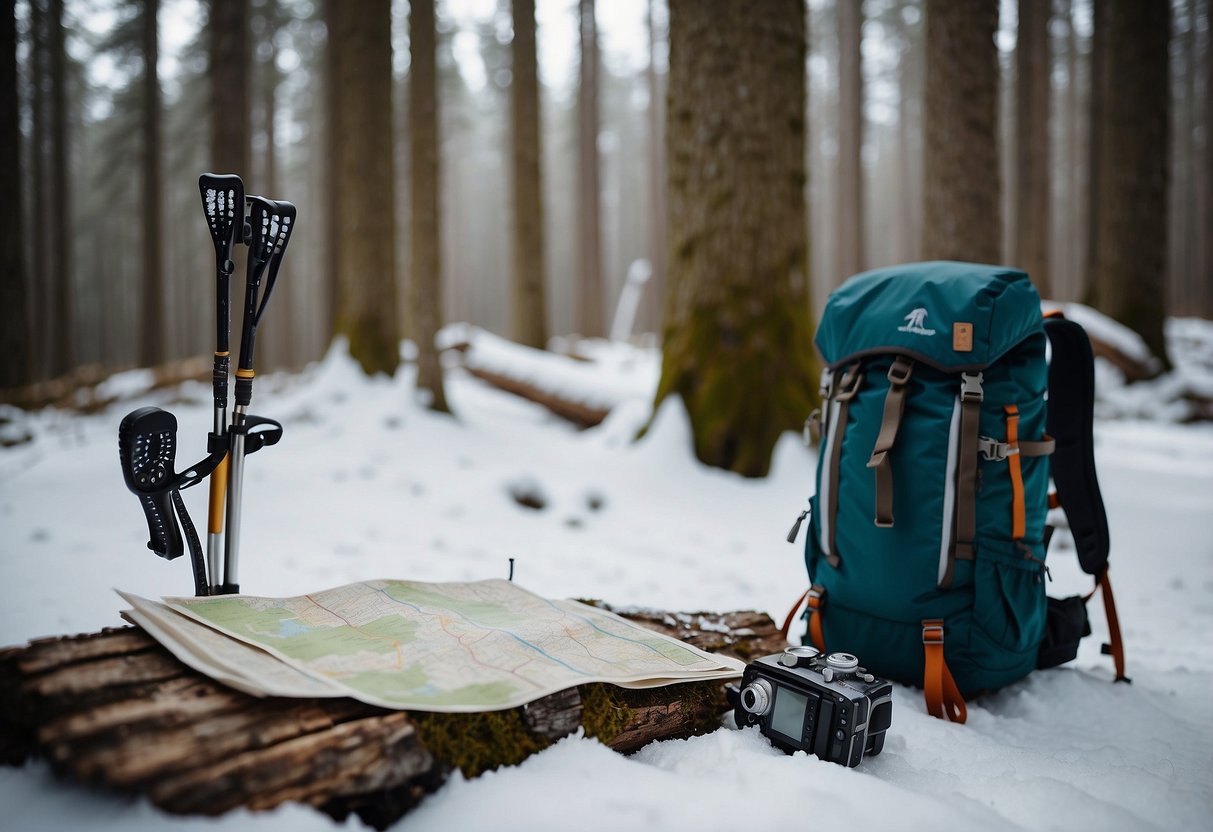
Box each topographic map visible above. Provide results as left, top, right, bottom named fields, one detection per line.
left=119, top=579, right=743, bottom=712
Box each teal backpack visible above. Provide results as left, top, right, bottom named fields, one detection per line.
left=787, top=262, right=1125, bottom=722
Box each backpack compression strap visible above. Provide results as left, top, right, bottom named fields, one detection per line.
left=1044, top=316, right=1126, bottom=682
left=922, top=619, right=966, bottom=723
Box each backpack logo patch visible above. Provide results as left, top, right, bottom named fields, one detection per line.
left=898, top=307, right=936, bottom=336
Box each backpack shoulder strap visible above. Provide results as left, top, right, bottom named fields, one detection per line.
left=1044, top=316, right=1128, bottom=683
left=1044, top=316, right=1110, bottom=576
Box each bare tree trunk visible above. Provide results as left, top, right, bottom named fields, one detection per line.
left=29, top=0, right=48, bottom=381
left=408, top=0, right=449, bottom=410
left=510, top=0, right=548, bottom=350
left=837, top=0, right=864, bottom=282
left=1083, top=0, right=1106, bottom=305
left=922, top=0, right=1001, bottom=263
left=656, top=0, right=818, bottom=478
left=1091, top=0, right=1171, bottom=370
left=0, top=0, right=29, bottom=395
left=645, top=0, right=666, bottom=335
left=1202, top=0, right=1213, bottom=316
left=576, top=0, right=603, bottom=338
left=328, top=0, right=399, bottom=377
left=47, top=0, right=71, bottom=377
left=208, top=0, right=249, bottom=176
left=1014, top=0, right=1051, bottom=297
left=140, top=0, right=166, bottom=368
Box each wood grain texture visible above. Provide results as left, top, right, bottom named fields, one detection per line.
left=0, top=606, right=784, bottom=828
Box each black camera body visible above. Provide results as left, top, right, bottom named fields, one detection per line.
left=734, top=646, right=892, bottom=767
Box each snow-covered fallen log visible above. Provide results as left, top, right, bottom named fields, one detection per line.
left=441, top=325, right=659, bottom=428
left=0, top=607, right=783, bottom=829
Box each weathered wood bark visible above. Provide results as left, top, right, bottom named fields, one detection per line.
left=1090, top=0, right=1171, bottom=372
left=208, top=0, right=250, bottom=176
left=922, top=0, right=1001, bottom=263
left=0, top=608, right=784, bottom=829
left=329, top=0, right=400, bottom=377
left=461, top=364, right=611, bottom=428
left=577, top=0, right=604, bottom=338
left=409, top=0, right=450, bottom=410
left=29, top=0, right=48, bottom=381
left=657, top=0, right=818, bottom=478
left=510, top=0, right=548, bottom=349
left=139, top=0, right=166, bottom=367
left=1014, top=0, right=1051, bottom=297
left=0, top=0, right=30, bottom=395
left=837, top=0, right=864, bottom=283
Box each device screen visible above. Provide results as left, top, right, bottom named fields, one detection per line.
left=770, top=687, right=809, bottom=741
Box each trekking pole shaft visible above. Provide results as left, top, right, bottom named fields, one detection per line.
left=222, top=402, right=247, bottom=595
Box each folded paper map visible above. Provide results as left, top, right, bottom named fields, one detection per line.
left=118, top=579, right=743, bottom=713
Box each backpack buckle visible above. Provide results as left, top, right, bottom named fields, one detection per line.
left=922, top=621, right=945, bottom=644
left=806, top=585, right=825, bottom=610
left=960, top=372, right=985, bottom=402
left=887, top=357, right=913, bottom=386
left=978, top=436, right=1017, bottom=462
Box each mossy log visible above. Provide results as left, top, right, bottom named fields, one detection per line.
left=0, top=606, right=784, bottom=829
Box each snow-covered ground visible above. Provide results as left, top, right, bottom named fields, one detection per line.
left=2, top=320, right=1212, bottom=831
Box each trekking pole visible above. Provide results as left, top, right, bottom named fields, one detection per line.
left=222, top=197, right=296, bottom=594
left=198, top=173, right=245, bottom=592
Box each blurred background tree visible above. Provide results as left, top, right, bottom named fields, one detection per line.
left=0, top=0, right=1208, bottom=472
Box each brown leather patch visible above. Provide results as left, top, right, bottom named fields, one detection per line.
left=953, top=322, right=974, bottom=352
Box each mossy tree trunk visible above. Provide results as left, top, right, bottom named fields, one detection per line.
left=921, top=0, right=1001, bottom=263
left=657, top=0, right=818, bottom=479
left=510, top=0, right=548, bottom=350
left=1090, top=0, right=1171, bottom=372
left=408, top=0, right=450, bottom=410
left=328, top=0, right=400, bottom=377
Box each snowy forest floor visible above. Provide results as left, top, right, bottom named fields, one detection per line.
left=1, top=316, right=1211, bottom=831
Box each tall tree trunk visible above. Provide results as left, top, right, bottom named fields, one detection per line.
left=656, top=0, right=818, bottom=478
left=921, top=0, right=1001, bottom=263
left=1083, top=0, right=1107, bottom=305
left=1203, top=0, right=1213, bottom=316
left=1091, top=0, right=1171, bottom=370
left=1014, top=0, right=1051, bottom=297
left=208, top=0, right=249, bottom=176
left=29, top=0, right=48, bottom=380
left=644, top=0, right=666, bottom=335
left=48, top=0, right=70, bottom=377
left=510, top=0, right=547, bottom=350
left=0, top=0, right=30, bottom=394
left=328, top=0, right=399, bottom=377
left=140, top=0, right=166, bottom=367
left=1063, top=0, right=1080, bottom=300
left=837, top=0, right=864, bottom=282
left=576, top=0, right=603, bottom=338
left=408, top=0, right=448, bottom=409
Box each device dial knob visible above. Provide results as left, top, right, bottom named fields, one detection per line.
left=778, top=645, right=820, bottom=667
left=825, top=652, right=859, bottom=672
left=739, top=679, right=774, bottom=716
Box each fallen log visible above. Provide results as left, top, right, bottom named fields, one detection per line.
left=0, top=605, right=785, bottom=829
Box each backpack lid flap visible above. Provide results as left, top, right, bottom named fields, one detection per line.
left=815, top=261, right=1044, bottom=371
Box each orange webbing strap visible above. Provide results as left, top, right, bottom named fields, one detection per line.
left=1098, top=568, right=1128, bottom=682
left=1004, top=405, right=1025, bottom=539
left=779, top=589, right=808, bottom=641
left=778, top=586, right=827, bottom=652
left=1048, top=491, right=1060, bottom=510
left=922, top=620, right=967, bottom=723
